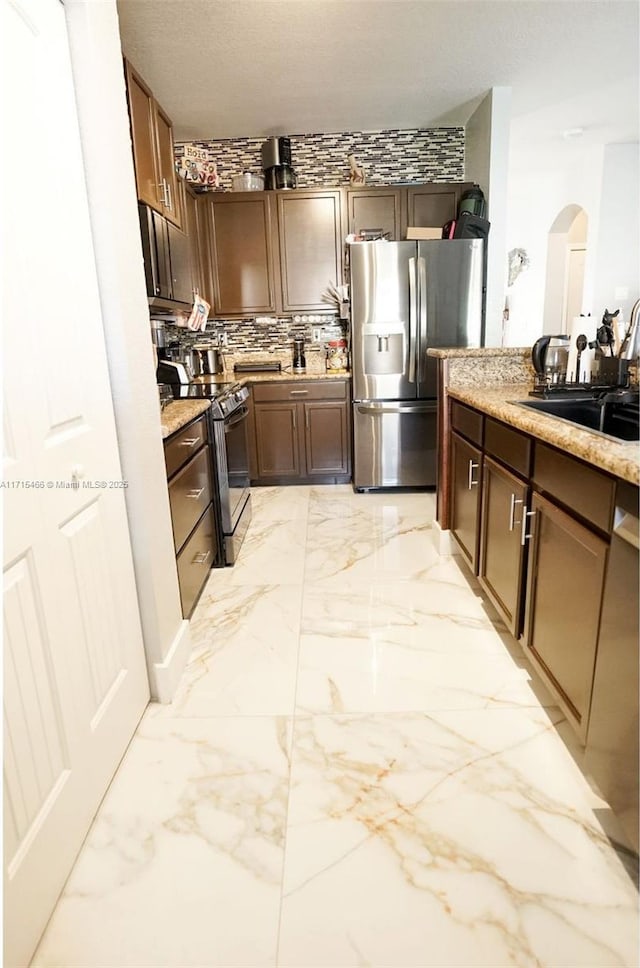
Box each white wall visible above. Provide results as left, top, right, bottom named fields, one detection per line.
left=64, top=0, right=192, bottom=701
left=465, top=87, right=512, bottom=346
left=504, top=132, right=639, bottom=349
left=593, top=143, right=640, bottom=326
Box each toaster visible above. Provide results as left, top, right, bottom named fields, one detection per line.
left=156, top=359, right=192, bottom=385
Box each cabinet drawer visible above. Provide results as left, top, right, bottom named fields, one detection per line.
left=164, top=415, right=208, bottom=478
left=533, top=443, right=615, bottom=533
left=176, top=506, right=215, bottom=617
left=484, top=418, right=532, bottom=478
left=451, top=401, right=483, bottom=446
left=252, top=380, right=347, bottom=403
left=168, top=447, right=211, bottom=551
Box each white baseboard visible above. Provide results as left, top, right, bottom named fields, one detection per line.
left=148, top=620, right=192, bottom=703
left=431, top=521, right=461, bottom=557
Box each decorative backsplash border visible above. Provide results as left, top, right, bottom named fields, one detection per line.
left=175, top=126, right=465, bottom=191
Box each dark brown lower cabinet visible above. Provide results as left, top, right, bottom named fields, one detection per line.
left=304, top=400, right=349, bottom=476
left=450, top=430, right=482, bottom=573
left=176, top=506, right=216, bottom=618
left=523, top=492, right=607, bottom=739
left=248, top=380, right=351, bottom=484
left=478, top=456, right=529, bottom=636
left=164, top=413, right=217, bottom=617
left=253, top=403, right=301, bottom=479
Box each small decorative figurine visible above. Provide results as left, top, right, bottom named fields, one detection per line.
left=507, top=248, right=530, bottom=287
left=348, top=153, right=366, bottom=186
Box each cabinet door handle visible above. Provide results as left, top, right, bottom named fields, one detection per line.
left=165, top=179, right=173, bottom=212
left=467, top=459, right=479, bottom=489
left=305, top=407, right=310, bottom=430
left=187, top=487, right=205, bottom=499
left=521, top=508, right=536, bottom=545
left=509, top=493, right=524, bottom=531
left=290, top=390, right=309, bottom=395
left=292, top=410, right=296, bottom=430
left=180, top=437, right=200, bottom=448
left=192, top=550, right=211, bottom=565
left=158, top=181, right=168, bottom=206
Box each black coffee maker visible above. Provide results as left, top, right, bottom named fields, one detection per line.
left=292, top=337, right=306, bottom=372
left=262, top=136, right=297, bottom=190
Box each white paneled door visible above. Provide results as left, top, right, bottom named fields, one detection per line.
left=2, top=0, right=150, bottom=965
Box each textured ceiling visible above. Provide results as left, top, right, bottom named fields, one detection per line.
left=116, top=0, right=639, bottom=148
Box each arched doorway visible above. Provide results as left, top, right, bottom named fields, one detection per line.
left=542, top=205, right=588, bottom=334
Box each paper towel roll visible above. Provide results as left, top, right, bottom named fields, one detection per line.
left=567, top=316, right=597, bottom=383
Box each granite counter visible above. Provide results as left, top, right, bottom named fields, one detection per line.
left=448, top=383, right=640, bottom=486
left=160, top=400, right=211, bottom=439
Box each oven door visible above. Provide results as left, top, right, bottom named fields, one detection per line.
left=214, top=405, right=252, bottom=563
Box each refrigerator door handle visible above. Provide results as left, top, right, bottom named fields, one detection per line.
left=418, top=256, right=427, bottom=382
left=408, top=257, right=417, bottom=383
left=356, top=402, right=437, bottom=415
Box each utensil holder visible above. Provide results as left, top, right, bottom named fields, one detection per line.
left=597, top=357, right=630, bottom=387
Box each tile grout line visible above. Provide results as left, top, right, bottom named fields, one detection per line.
left=274, top=485, right=312, bottom=967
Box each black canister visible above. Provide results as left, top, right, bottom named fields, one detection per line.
left=458, top=187, right=486, bottom=219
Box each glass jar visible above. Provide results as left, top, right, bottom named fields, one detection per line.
left=326, top=339, right=348, bottom=372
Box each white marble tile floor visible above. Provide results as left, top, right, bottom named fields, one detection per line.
left=31, top=486, right=639, bottom=968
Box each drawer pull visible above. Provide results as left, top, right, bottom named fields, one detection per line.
left=180, top=437, right=201, bottom=448
left=467, top=459, right=479, bottom=489
left=508, top=493, right=524, bottom=531
left=521, top=508, right=536, bottom=545
left=192, top=550, right=211, bottom=565
left=187, top=487, right=205, bottom=499
left=290, top=390, right=309, bottom=395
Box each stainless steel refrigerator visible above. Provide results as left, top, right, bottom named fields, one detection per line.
left=350, top=239, right=484, bottom=490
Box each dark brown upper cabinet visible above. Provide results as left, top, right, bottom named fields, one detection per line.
left=124, top=59, right=182, bottom=229
left=345, top=187, right=404, bottom=241
left=207, top=193, right=278, bottom=317
left=345, top=182, right=474, bottom=241
left=276, top=190, right=343, bottom=313
left=202, top=182, right=474, bottom=317
left=406, top=183, right=473, bottom=232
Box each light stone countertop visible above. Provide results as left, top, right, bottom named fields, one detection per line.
left=160, top=400, right=211, bottom=439
left=158, top=368, right=350, bottom=440
left=427, top=346, right=531, bottom=359
left=228, top=368, right=350, bottom=385
left=448, top=383, right=640, bottom=486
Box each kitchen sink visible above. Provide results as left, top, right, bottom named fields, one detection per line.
left=513, top=393, right=640, bottom=442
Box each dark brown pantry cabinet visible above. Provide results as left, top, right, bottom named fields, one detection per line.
left=164, top=413, right=217, bottom=617
left=247, top=380, right=351, bottom=484
left=181, top=183, right=214, bottom=308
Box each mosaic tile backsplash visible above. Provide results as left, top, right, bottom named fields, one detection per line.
left=175, top=126, right=464, bottom=191
left=161, top=315, right=347, bottom=358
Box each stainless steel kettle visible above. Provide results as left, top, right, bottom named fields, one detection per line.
left=194, top=345, right=223, bottom=375
left=532, top=335, right=570, bottom=383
